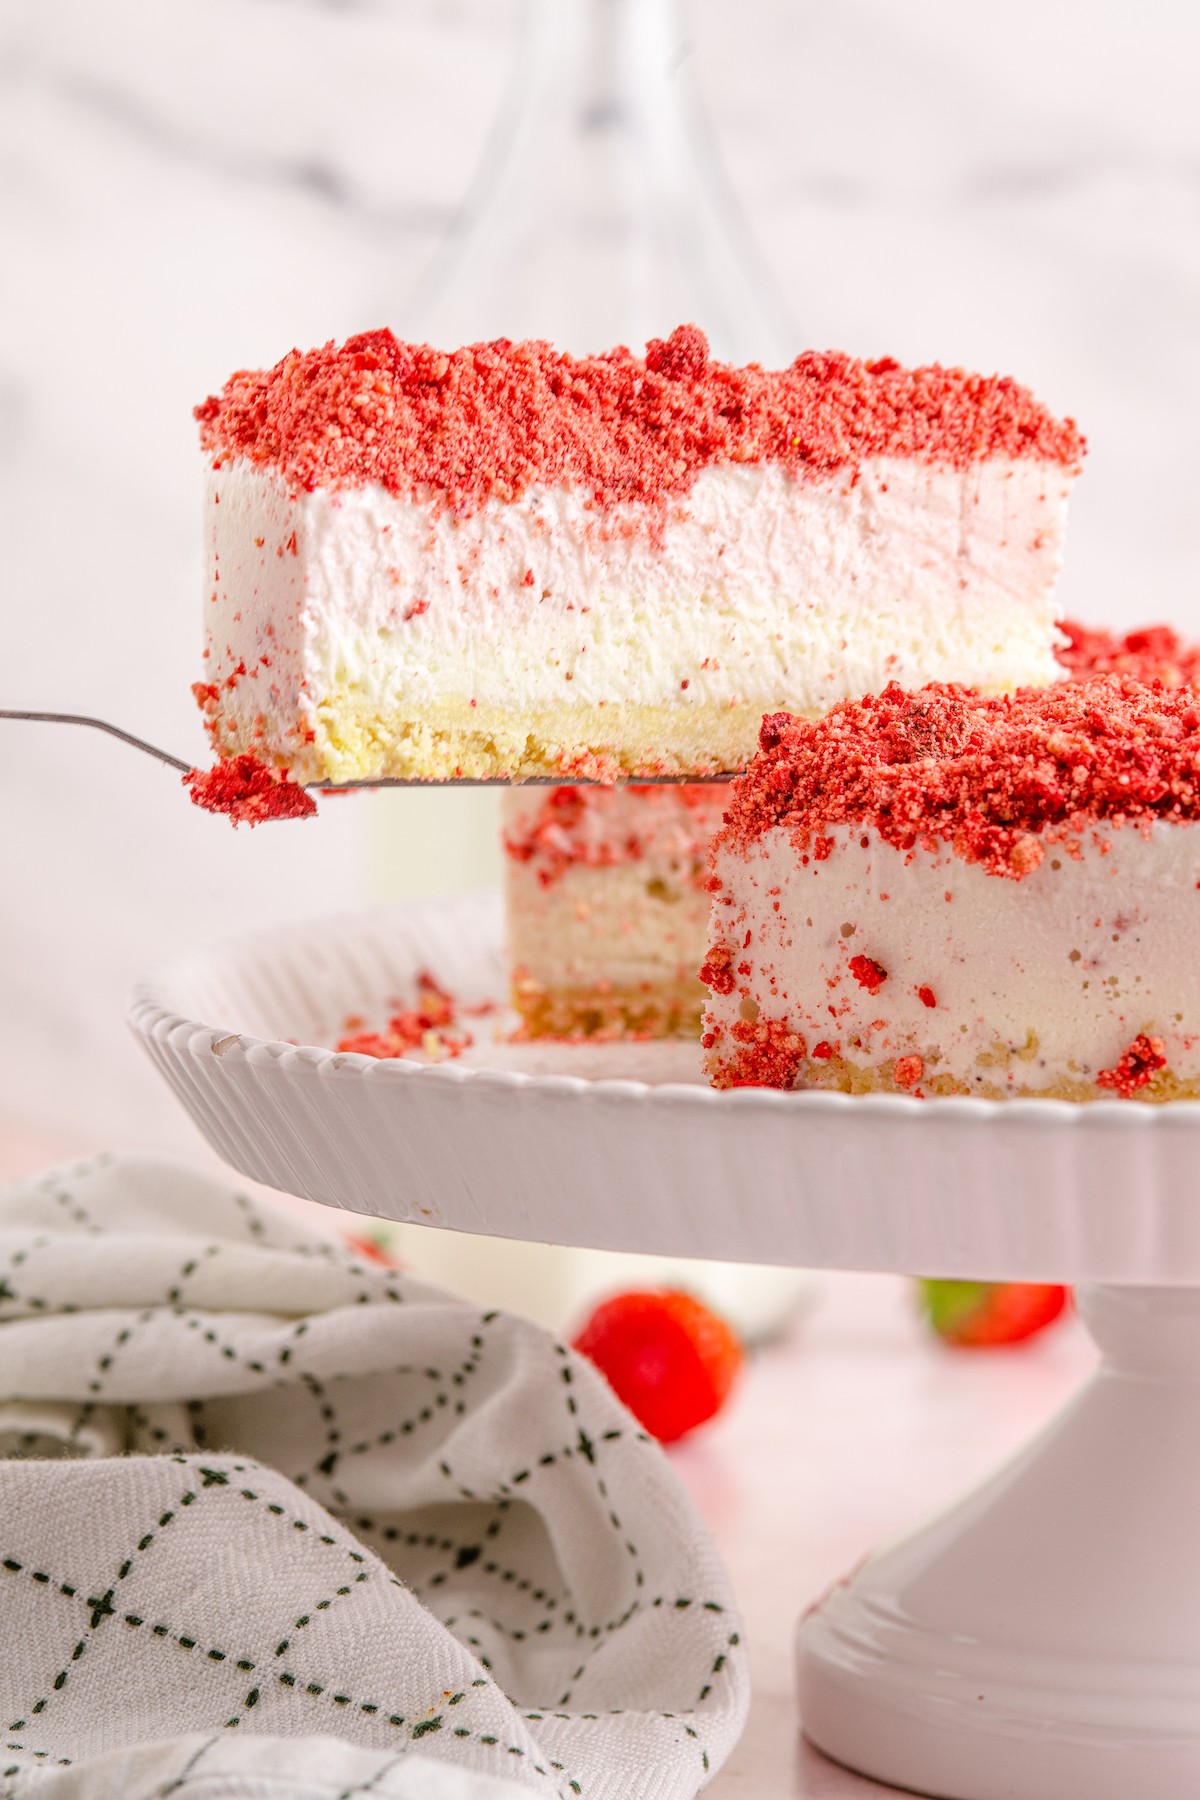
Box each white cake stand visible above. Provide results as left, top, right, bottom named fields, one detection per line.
left=129, top=891, right=1200, bottom=1800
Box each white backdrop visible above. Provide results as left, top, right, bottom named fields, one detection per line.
left=2, top=0, right=1198, bottom=1153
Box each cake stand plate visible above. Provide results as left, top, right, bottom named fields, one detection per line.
left=129, top=893, right=1200, bottom=1800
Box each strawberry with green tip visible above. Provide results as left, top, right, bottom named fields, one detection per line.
left=919, top=1279, right=1069, bottom=1347
left=343, top=1229, right=403, bottom=1269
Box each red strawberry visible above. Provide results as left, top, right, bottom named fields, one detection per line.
left=572, top=1290, right=743, bottom=1443
left=344, top=1230, right=403, bottom=1269
left=919, top=1279, right=1069, bottom=1347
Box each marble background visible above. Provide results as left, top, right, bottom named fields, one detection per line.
left=2, top=0, right=1198, bottom=1151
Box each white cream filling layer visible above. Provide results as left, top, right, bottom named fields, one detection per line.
left=506, top=859, right=714, bottom=993
left=203, top=454, right=1073, bottom=775
left=705, top=821, right=1200, bottom=1091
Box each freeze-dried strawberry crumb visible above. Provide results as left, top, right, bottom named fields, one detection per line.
left=1057, top=620, right=1200, bottom=688
left=706, top=1016, right=808, bottom=1089
left=893, top=1055, right=924, bottom=1089
left=1096, top=1034, right=1167, bottom=1098
left=336, top=974, right=473, bottom=1062
left=503, top=783, right=722, bottom=888
left=717, top=676, right=1200, bottom=880
left=917, top=985, right=937, bottom=1008
left=196, top=326, right=1083, bottom=516
left=849, top=954, right=887, bottom=993
left=699, top=945, right=737, bottom=997
left=185, top=754, right=316, bottom=826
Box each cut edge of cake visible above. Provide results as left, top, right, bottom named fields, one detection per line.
left=502, top=783, right=725, bottom=1039
left=701, top=675, right=1200, bottom=1101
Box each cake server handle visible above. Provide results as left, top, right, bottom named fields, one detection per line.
left=0, top=709, right=735, bottom=786
left=0, top=708, right=193, bottom=774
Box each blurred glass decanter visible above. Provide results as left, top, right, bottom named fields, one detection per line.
left=405, top=0, right=795, bottom=362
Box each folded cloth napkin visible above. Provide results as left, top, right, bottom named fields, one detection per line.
left=0, top=1154, right=748, bottom=1800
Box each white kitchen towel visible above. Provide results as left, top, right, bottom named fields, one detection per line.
left=0, top=1154, right=748, bottom=1800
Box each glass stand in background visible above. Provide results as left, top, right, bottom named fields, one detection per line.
left=371, top=0, right=811, bottom=1344
left=404, top=0, right=794, bottom=361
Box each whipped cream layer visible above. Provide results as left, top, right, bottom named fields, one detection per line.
left=200, top=452, right=1072, bottom=783
left=503, top=785, right=724, bottom=1015
left=702, top=821, right=1200, bottom=1100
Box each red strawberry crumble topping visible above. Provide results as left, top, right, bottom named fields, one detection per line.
left=893, top=1055, right=924, bottom=1090
left=185, top=755, right=317, bottom=826
left=1057, top=620, right=1200, bottom=689
left=719, top=676, right=1200, bottom=881
left=335, top=974, right=475, bottom=1062
left=698, top=945, right=736, bottom=997
left=705, top=1017, right=808, bottom=1090
left=849, top=954, right=888, bottom=993
left=503, top=783, right=721, bottom=887
left=1096, top=1034, right=1167, bottom=1099
left=196, top=326, right=1083, bottom=517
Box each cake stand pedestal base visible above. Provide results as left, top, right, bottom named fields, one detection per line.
left=797, top=1284, right=1200, bottom=1800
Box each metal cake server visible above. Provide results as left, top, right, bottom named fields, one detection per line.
left=0, top=709, right=735, bottom=788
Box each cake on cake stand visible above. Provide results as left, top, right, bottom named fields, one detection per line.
left=130, top=890, right=1200, bottom=1800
